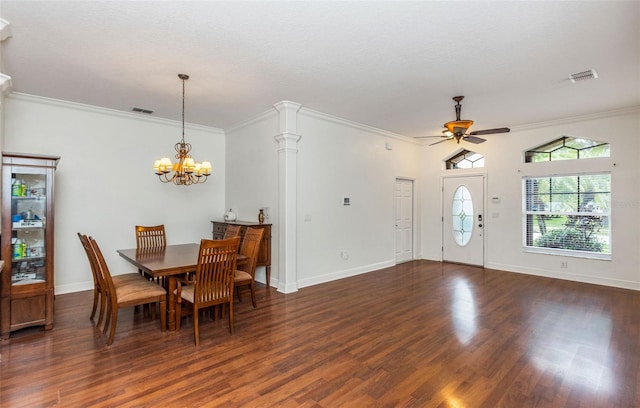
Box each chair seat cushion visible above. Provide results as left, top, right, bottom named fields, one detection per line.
left=175, top=284, right=231, bottom=304
left=115, top=277, right=166, bottom=304
left=234, top=270, right=252, bottom=283
left=178, top=284, right=196, bottom=303
left=112, top=273, right=145, bottom=285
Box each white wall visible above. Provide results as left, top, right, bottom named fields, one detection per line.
left=225, top=111, right=281, bottom=285
left=296, top=110, right=421, bottom=287
left=421, top=108, right=640, bottom=290
left=226, top=104, right=422, bottom=289
left=4, top=93, right=226, bottom=294
left=5, top=92, right=638, bottom=294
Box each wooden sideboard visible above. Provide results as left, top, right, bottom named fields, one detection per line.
left=211, top=220, right=272, bottom=287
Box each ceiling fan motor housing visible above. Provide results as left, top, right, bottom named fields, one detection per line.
left=420, top=95, right=510, bottom=146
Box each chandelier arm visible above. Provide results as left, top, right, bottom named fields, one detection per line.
left=157, top=173, right=173, bottom=183
left=158, top=172, right=209, bottom=185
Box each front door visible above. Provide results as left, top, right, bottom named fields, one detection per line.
left=442, top=175, right=484, bottom=266
left=395, top=178, right=413, bottom=263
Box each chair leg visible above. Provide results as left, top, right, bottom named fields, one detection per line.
left=97, top=290, right=107, bottom=329
left=103, top=302, right=112, bottom=335
left=228, top=300, right=234, bottom=335
left=159, top=299, right=166, bottom=332
left=250, top=282, right=257, bottom=308
left=90, top=288, right=99, bottom=320
left=193, top=306, right=200, bottom=346
left=107, top=307, right=118, bottom=346
left=236, top=286, right=243, bottom=302
left=175, top=301, right=182, bottom=331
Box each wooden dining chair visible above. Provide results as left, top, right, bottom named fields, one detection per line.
left=135, top=224, right=167, bottom=286
left=174, top=237, right=240, bottom=346
left=88, top=236, right=167, bottom=346
left=223, top=224, right=242, bottom=239
left=135, top=224, right=167, bottom=248
left=77, top=233, right=141, bottom=329
left=234, top=227, right=264, bottom=308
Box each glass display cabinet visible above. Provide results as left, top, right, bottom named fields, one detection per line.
left=1, top=152, right=60, bottom=339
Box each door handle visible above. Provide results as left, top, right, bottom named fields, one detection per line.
left=478, top=224, right=483, bottom=227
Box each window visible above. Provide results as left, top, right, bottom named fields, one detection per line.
left=525, top=136, right=609, bottom=163
left=523, top=173, right=611, bottom=259
left=446, top=150, right=484, bottom=169
left=451, top=185, right=474, bottom=246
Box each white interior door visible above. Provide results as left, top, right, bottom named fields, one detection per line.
left=395, top=178, right=413, bottom=263
left=442, top=175, right=484, bottom=266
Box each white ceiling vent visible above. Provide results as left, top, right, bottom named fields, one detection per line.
left=569, top=69, right=598, bottom=83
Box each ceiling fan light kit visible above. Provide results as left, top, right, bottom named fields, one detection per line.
left=417, top=95, right=510, bottom=145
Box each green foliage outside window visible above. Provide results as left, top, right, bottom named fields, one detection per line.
left=524, top=173, right=611, bottom=257
left=533, top=215, right=605, bottom=253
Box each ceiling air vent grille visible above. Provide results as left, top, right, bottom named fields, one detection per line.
left=132, top=107, right=154, bottom=114
left=569, top=69, right=598, bottom=83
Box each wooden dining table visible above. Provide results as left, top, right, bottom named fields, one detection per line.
left=117, top=243, right=246, bottom=331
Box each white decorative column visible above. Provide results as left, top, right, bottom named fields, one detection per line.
left=0, top=18, right=12, bottom=151
left=274, top=101, right=301, bottom=293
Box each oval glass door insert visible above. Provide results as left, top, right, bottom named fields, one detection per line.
left=451, top=185, right=474, bottom=246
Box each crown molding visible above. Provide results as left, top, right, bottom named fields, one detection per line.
left=225, top=108, right=278, bottom=134
left=7, top=92, right=225, bottom=135
left=298, top=106, right=418, bottom=143
left=227, top=101, right=419, bottom=143
left=511, top=106, right=640, bottom=132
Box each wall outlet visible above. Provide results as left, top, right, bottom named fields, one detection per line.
left=340, top=250, right=349, bottom=260
left=560, top=261, right=568, bottom=268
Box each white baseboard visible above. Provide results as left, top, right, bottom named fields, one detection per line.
left=296, top=260, right=395, bottom=289
left=485, top=262, right=640, bottom=291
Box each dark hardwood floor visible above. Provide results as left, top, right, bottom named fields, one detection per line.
left=1, top=260, right=639, bottom=407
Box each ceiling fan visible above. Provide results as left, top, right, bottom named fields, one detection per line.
left=417, top=96, right=510, bottom=145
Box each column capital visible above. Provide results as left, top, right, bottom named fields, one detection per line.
left=0, top=73, right=12, bottom=97
left=273, top=100, right=302, bottom=134
left=274, top=132, right=301, bottom=150
left=0, top=19, right=12, bottom=42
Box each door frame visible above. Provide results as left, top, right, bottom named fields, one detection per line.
left=441, top=173, right=487, bottom=266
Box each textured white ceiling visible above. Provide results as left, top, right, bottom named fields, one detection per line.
left=1, top=1, right=638, bottom=138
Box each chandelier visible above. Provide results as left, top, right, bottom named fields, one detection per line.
left=153, top=74, right=212, bottom=185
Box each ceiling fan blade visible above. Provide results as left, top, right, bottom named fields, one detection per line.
left=429, top=138, right=451, bottom=146
left=468, top=127, right=510, bottom=136
left=464, top=135, right=486, bottom=144
left=414, top=135, right=448, bottom=139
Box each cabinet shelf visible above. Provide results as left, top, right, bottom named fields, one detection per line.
left=11, top=196, right=46, bottom=200
left=12, top=226, right=45, bottom=231
left=11, top=255, right=46, bottom=263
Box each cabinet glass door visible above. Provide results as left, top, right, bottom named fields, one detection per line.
left=10, top=172, right=47, bottom=286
